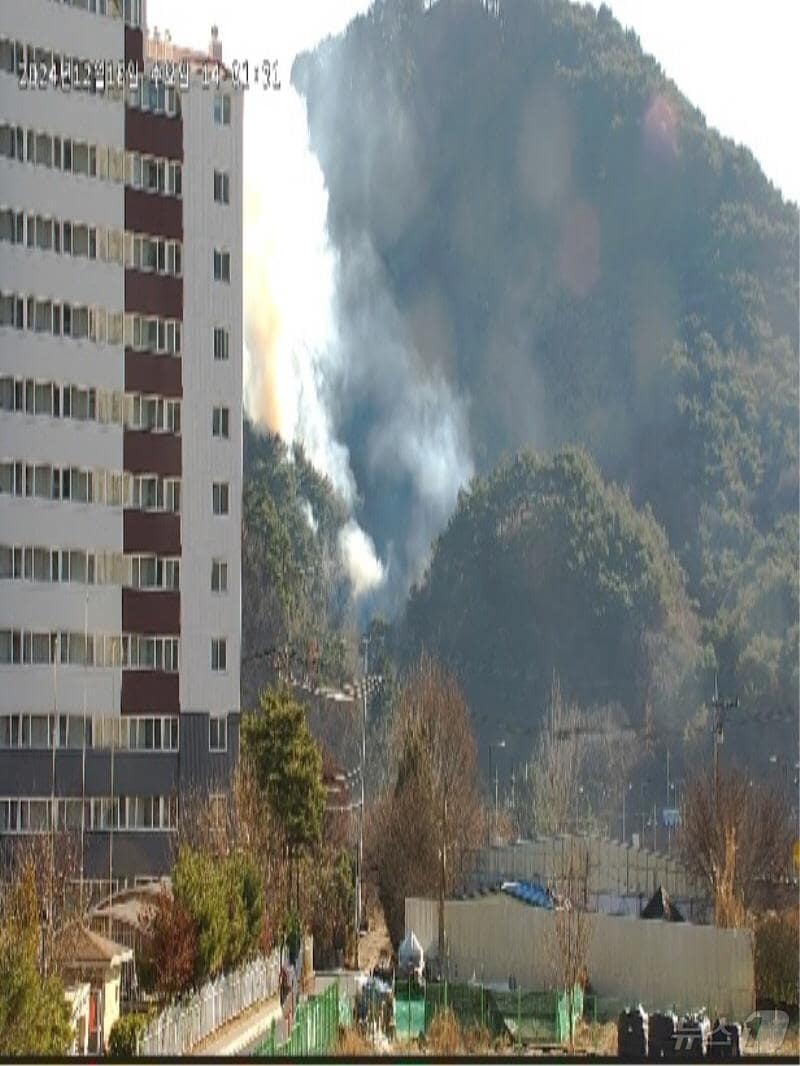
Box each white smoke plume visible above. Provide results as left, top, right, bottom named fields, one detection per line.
left=243, top=84, right=386, bottom=599
left=242, top=19, right=473, bottom=605
left=299, top=498, right=318, bottom=534
left=337, top=521, right=386, bottom=600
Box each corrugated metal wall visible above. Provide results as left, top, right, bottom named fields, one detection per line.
left=405, top=894, right=754, bottom=1020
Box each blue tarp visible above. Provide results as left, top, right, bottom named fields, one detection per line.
left=501, top=880, right=554, bottom=909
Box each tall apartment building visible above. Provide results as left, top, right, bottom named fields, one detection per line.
left=0, top=0, right=243, bottom=890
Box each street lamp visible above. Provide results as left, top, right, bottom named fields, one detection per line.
left=488, top=740, right=506, bottom=847
left=621, top=782, right=632, bottom=843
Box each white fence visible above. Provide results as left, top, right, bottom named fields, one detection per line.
left=139, top=951, right=281, bottom=1055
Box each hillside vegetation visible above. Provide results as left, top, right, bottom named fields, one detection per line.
left=292, top=0, right=798, bottom=747
left=402, top=448, right=706, bottom=739
left=242, top=420, right=356, bottom=704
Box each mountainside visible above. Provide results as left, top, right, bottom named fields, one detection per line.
left=291, top=0, right=798, bottom=749
left=241, top=420, right=356, bottom=705
left=402, top=448, right=706, bottom=739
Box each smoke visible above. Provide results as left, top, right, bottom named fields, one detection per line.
left=244, top=87, right=355, bottom=504
left=334, top=233, right=474, bottom=591
left=299, top=498, right=318, bottom=534
left=244, top=75, right=473, bottom=606
left=337, top=521, right=386, bottom=600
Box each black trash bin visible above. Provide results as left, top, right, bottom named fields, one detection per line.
left=708, top=1020, right=741, bottom=1060
left=649, top=1011, right=678, bottom=1059
left=618, top=1006, right=649, bottom=1060
left=673, top=1013, right=710, bottom=1061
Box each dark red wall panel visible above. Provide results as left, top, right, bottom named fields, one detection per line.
left=121, top=671, right=179, bottom=715
left=125, top=108, right=183, bottom=161
left=123, top=589, right=180, bottom=635
left=125, top=270, right=183, bottom=319
left=124, top=26, right=144, bottom=68
left=123, top=430, right=181, bottom=477
left=125, top=349, right=182, bottom=398
left=123, top=511, right=181, bottom=555
left=124, top=188, right=183, bottom=240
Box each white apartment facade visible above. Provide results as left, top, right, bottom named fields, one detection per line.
left=0, top=0, right=243, bottom=887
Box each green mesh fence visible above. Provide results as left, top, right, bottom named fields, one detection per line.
left=394, top=995, right=426, bottom=1041
left=413, top=981, right=584, bottom=1047
left=253, top=981, right=341, bottom=1057
left=423, top=982, right=509, bottom=1040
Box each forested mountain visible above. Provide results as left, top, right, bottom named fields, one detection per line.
left=241, top=420, right=357, bottom=706
left=402, top=448, right=706, bottom=740
left=291, top=0, right=799, bottom=751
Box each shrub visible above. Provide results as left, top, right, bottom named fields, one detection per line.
left=138, top=891, right=196, bottom=1000
left=107, top=1012, right=148, bottom=1057
left=172, top=847, right=229, bottom=984
left=223, top=850, right=264, bottom=969
left=755, top=908, right=799, bottom=1007
left=336, top=1025, right=372, bottom=1055
left=426, top=1008, right=463, bottom=1054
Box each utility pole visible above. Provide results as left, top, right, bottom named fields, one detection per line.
left=357, top=635, right=370, bottom=944
left=711, top=674, right=739, bottom=817
left=666, top=748, right=671, bottom=855
left=494, top=761, right=499, bottom=836
left=622, top=784, right=631, bottom=840
left=487, top=740, right=505, bottom=846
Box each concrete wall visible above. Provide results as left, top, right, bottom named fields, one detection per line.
left=406, top=894, right=754, bottom=1021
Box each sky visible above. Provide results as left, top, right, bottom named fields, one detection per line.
left=593, top=0, right=799, bottom=205
left=147, top=0, right=799, bottom=205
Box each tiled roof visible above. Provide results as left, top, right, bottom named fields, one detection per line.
left=58, top=924, right=133, bottom=967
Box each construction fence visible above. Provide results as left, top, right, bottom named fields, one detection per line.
left=406, top=893, right=754, bottom=1019
left=253, top=980, right=342, bottom=1056
left=393, top=978, right=583, bottom=1047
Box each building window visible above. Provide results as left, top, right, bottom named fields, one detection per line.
left=210, top=640, right=227, bottom=674
left=213, top=169, right=230, bottom=205
left=213, top=93, right=231, bottom=126
left=209, top=717, right=227, bottom=751
left=212, top=405, right=229, bottom=439
left=127, top=152, right=182, bottom=198
left=213, top=326, right=229, bottom=361
left=211, top=559, right=228, bottom=593
left=124, top=0, right=142, bottom=27
left=212, top=482, right=229, bottom=515
left=213, top=249, right=230, bottom=283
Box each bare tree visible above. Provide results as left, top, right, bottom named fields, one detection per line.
left=0, top=832, right=87, bottom=978
left=367, top=655, right=482, bottom=957
left=545, top=853, right=593, bottom=1052
left=393, top=655, right=482, bottom=971
left=679, top=766, right=793, bottom=927
left=529, top=677, right=637, bottom=836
